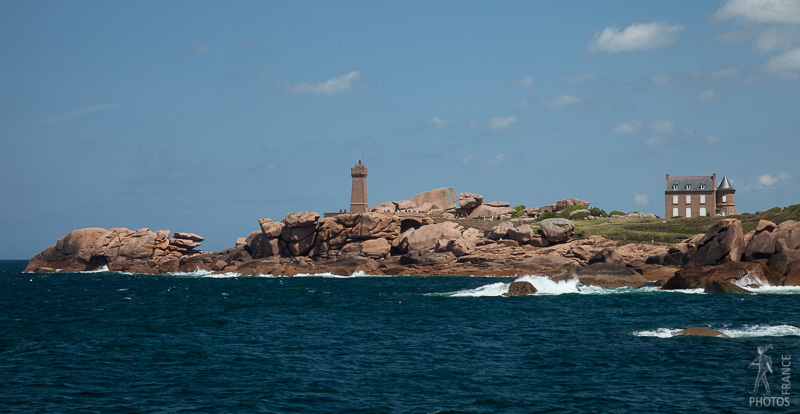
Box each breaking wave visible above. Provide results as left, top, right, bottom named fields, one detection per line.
left=632, top=324, right=800, bottom=339
left=447, top=275, right=593, bottom=297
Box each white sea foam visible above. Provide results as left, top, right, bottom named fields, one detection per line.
left=632, top=328, right=681, bottom=338
left=632, top=324, right=800, bottom=339
left=79, top=265, right=110, bottom=273
left=734, top=271, right=770, bottom=288
left=447, top=275, right=605, bottom=297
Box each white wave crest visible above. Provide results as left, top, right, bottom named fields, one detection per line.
left=80, top=265, right=110, bottom=273
left=633, top=324, right=800, bottom=339
left=632, top=328, right=681, bottom=338
left=447, top=275, right=586, bottom=297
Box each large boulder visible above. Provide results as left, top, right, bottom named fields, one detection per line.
left=507, top=225, right=535, bottom=244
left=369, top=201, right=397, bottom=213
left=673, top=327, right=729, bottom=338
left=396, top=200, right=417, bottom=211
left=483, top=201, right=511, bottom=208
left=662, top=261, right=765, bottom=289
left=258, top=218, right=284, bottom=237
left=686, top=219, right=744, bottom=268
left=572, top=263, right=647, bottom=288
left=284, top=212, right=320, bottom=227
left=416, top=201, right=443, bottom=213
left=488, top=222, right=514, bottom=240
left=704, top=280, right=752, bottom=294
left=587, top=248, right=624, bottom=265
left=504, top=281, right=537, bottom=297
left=360, top=238, right=391, bottom=259
left=349, top=213, right=401, bottom=240
left=458, top=192, right=483, bottom=210
left=409, top=187, right=459, bottom=211
left=743, top=220, right=778, bottom=261
left=468, top=204, right=515, bottom=220
left=540, top=218, right=575, bottom=243
left=392, top=224, right=462, bottom=253
left=173, top=232, right=204, bottom=242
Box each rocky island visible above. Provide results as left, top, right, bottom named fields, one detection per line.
left=24, top=185, right=800, bottom=294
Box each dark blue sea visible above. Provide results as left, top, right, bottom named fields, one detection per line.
left=1, top=260, right=798, bottom=413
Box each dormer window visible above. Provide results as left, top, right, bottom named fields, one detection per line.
left=700, top=183, right=705, bottom=190
left=685, top=183, right=691, bottom=190
left=672, top=184, right=678, bottom=190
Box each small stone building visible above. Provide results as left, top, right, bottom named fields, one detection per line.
left=664, top=173, right=737, bottom=218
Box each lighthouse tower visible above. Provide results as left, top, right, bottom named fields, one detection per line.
left=350, top=159, right=368, bottom=213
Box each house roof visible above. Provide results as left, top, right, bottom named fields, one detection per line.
left=718, top=175, right=734, bottom=191
left=665, top=176, right=715, bottom=193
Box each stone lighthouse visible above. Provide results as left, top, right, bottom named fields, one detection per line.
left=350, top=159, right=368, bottom=213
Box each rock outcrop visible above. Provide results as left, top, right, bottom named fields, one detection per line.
left=673, top=327, right=729, bottom=338
left=540, top=218, right=575, bottom=243
left=504, top=281, right=536, bottom=296
left=686, top=218, right=744, bottom=267
left=25, top=227, right=204, bottom=273
left=409, top=188, right=459, bottom=211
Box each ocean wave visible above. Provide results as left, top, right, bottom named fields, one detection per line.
left=632, top=324, right=800, bottom=339
left=446, top=275, right=595, bottom=297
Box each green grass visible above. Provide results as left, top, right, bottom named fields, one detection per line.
left=528, top=204, right=800, bottom=245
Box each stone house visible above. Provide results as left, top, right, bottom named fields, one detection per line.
left=664, top=173, right=737, bottom=218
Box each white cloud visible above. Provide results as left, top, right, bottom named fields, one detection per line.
left=755, top=28, right=799, bottom=52
left=634, top=194, right=649, bottom=206
left=649, top=120, right=676, bottom=133
left=484, top=153, right=512, bottom=167
left=715, top=0, right=800, bottom=24
left=429, top=116, right=447, bottom=128
left=644, top=136, right=665, bottom=146
left=461, top=153, right=480, bottom=165
left=278, top=71, right=364, bottom=95
left=182, top=44, right=210, bottom=56
left=468, top=117, right=480, bottom=128
left=705, top=135, right=721, bottom=144
left=561, top=72, right=596, bottom=84
left=516, top=99, right=531, bottom=109
left=547, top=94, right=583, bottom=108
left=488, top=115, right=518, bottom=130
left=509, top=76, right=535, bottom=88
left=758, top=172, right=790, bottom=186
left=588, top=22, right=684, bottom=53
left=613, top=120, right=643, bottom=135
left=762, top=48, right=800, bottom=79
left=682, top=126, right=695, bottom=136
left=696, top=89, right=717, bottom=103
left=43, top=103, right=121, bottom=123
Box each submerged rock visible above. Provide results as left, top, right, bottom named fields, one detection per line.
left=504, top=281, right=536, bottom=296
left=673, top=327, right=730, bottom=338
left=703, top=280, right=752, bottom=294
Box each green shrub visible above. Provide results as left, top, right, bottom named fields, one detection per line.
left=589, top=207, right=607, bottom=218
left=767, top=206, right=782, bottom=214
left=572, top=212, right=590, bottom=221
left=609, top=210, right=624, bottom=217
left=511, top=205, right=525, bottom=219
left=537, top=211, right=558, bottom=221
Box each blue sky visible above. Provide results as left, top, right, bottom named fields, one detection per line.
left=2, top=0, right=799, bottom=258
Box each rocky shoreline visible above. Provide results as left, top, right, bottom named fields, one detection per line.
left=24, top=208, right=800, bottom=293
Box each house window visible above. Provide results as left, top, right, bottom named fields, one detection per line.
left=700, top=195, right=706, bottom=204
left=673, top=195, right=678, bottom=204
left=672, top=184, right=678, bottom=190
left=685, top=183, right=691, bottom=190
left=686, top=195, right=691, bottom=204
left=672, top=207, right=679, bottom=217
left=700, top=183, right=706, bottom=190
left=722, top=195, right=727, bottom=203
left=721, top=209, right=726, bottom=216
left=700, top=207, right=707, bottom=216
left=686, top=208, right=692, bottom=218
